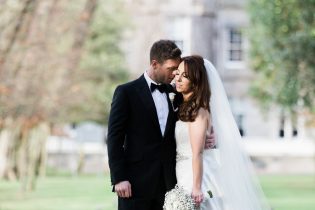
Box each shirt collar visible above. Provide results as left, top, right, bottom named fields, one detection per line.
left=144, top=71, right=158, bottom=88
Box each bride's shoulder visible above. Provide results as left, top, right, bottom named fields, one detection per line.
left=196, top=107, right=210, bottom=120
left=197, top=107, right=210, bottom=116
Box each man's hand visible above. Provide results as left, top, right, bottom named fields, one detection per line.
left=114, top=181, right=132, bottom=198
left=205, top=126, right=215, bottom=149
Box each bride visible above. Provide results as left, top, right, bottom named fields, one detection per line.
left=164, top=55, right=270, bottom=210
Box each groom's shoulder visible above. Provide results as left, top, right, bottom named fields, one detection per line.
left=115, top=75, right=144, bottom=91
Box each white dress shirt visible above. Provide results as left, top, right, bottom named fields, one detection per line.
left=144, top=71, right=169, bottom=136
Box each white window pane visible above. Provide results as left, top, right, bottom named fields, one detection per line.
left=228, top=28, right=243, bottom=61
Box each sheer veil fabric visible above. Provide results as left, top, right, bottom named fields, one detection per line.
left=204, top=59, right=271, bottom=210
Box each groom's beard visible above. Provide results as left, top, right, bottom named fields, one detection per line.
left=165, top=77, right=174, bottom=84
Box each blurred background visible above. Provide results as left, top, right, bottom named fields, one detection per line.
left=0, top=0, right=314, bottom=210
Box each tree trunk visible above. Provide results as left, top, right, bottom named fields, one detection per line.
left=17, top=118, right=50, bottom=191
left=0, top=0, right=39, bottom=76
left=4, top=119, right=23, bottom=181
left=67, top=0, right=98, bottom=76
left=0, top=118, right=12, bottom=178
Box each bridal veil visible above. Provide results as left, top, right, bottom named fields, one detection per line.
left=204, top=59, right=271, bottom=210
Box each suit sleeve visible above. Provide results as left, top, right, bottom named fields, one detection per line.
left=107, top=85, right=129, bottom=185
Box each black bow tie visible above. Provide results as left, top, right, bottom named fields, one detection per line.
left=150, top=83, right=167, bottom=93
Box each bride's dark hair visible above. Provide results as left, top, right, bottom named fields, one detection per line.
left=178, top=55, right=211, bottom=122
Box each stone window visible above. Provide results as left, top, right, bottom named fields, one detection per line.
left=228, top=28, right=243, bottom=61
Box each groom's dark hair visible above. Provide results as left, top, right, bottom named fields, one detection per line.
left=150, top=40, right=182, bottom=64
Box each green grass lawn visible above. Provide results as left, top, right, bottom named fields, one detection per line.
left=0, top=175, right=117, bottom=210
left=260, top=175, right=315, bottom=210
left=0, top=175, right=314, bottom=210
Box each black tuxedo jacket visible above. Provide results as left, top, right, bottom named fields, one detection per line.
left=107, top=75, right=182, bottom=198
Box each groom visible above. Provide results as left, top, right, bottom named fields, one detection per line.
left=107, top=40, right=215, bottom=210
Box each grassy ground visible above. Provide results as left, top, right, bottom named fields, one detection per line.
left=0, top=175, right=314, bottom=210
left=260, top=175, right=315, bottom=210
left=0, top=175, right=117, bottom=210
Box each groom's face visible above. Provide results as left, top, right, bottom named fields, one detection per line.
left=154, top=58, right=181, bottom=84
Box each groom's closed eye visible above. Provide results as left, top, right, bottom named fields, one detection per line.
left=167, top=66, right=178, bottom=71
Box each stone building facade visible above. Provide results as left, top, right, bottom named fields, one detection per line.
left=121, top=0, right=309, bottom=139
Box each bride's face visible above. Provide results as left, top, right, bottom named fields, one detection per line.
left=174, top=61, right=192, bottom=94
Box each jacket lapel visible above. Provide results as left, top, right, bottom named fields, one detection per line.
left=164, top=90, right=176, bottom=138
left=136, top=75, right=162, bottom=138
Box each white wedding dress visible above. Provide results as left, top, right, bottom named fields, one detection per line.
left=166, top=59, right=270, bottom=210
left=175, top=120, right=225, bottom=210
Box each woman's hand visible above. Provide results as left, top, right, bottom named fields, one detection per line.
left=191, top=188, right=204, bottom=206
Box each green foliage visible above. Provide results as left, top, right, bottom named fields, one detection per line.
left=248, top=0, right=315, bottom=113
left=68, top=0, right=129, bottom=124
left=0, top=1, right=129, bottom=124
